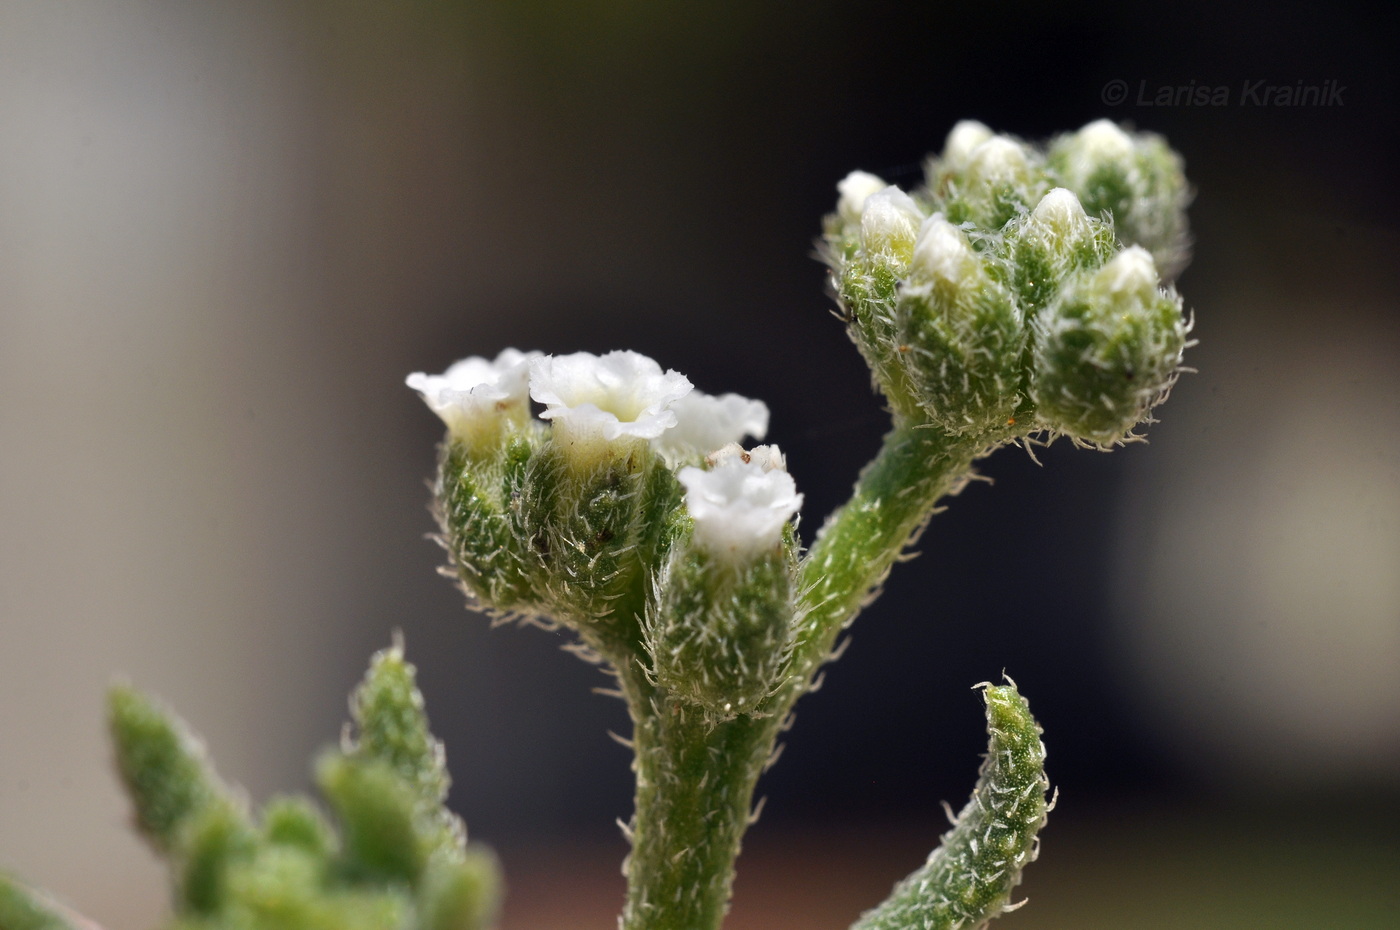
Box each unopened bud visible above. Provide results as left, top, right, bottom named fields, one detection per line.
left=859, top=185, right=923, bottom=257
left=898, top=216, right=1024, bottom=436
left=1048, top=120, right=1191, bottom=280
left=1031, top=246, right=1187, bottom=444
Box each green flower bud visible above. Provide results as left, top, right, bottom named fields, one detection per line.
left=317, top=754, right=428, bottom=885
left=513, top=439, right=685, bottom=635
left=419, top=847, right=503, bottom=930
left=645, top=446, right=802, bottom=716
left=933, top=132, right=1049, bottom=231
left=1048, top=119, right=1192, bottom=280
left=1003, top=187, right=1118, bottom=317
left=830, top=184, right=927, bottom=413
left=647, top=541, right=798, bottom=717
left=107, top=685, right=237, bottom=854
left=896, top=216, right=1024, bottom=436
left=1030, top=246, right=1187, bottom=444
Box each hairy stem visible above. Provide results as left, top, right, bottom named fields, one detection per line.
left=789, top=418, right=989, bottom=688
left=617, top=416, right=996, bottom=930
left=618, top=666, right=774, bottom=930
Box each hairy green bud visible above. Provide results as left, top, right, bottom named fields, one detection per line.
left=1030, top=246, right=1187, bottom=444
left=646, top=531, right=799, bottom=716
left=1002, top=187, right=1118, bottom=317
left=437, top=432, right=551, bottom=617
left=1048, top=119, right=1191, bottom=280
left=419, top=848, right=504, bottom=930
left=931, top=132, right=1049, bottom=231
left=897, top=216, right=1024, bottom=435
left=349, top=641, right=450, bottom=811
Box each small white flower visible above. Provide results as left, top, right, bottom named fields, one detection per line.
left=406, top=348, right=537, bottom=441
left=836, top=170, right=888, bottom=227
left=679, top=445, right=802, bottom=560
left=859, top=185, right=923, bottom=251
left=656, top=391, right=770, bottom=460
left=530, top=350, right=692, bottom=443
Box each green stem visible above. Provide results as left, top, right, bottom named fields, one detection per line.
left=616, top=416, right=994, bottom=930
left=618, top=667, right=774, bottom=930
left=788, top=418, right=986, bottom=688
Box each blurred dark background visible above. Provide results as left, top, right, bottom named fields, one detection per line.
left=3, top=1, right=1397, bottom=927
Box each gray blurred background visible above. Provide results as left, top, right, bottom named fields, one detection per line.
left=2, top=2, right=1397, bottom=928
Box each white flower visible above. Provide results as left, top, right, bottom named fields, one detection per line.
left=406, top=348, right=537, bottom=441
left=530, top=350, right=692, bottom=443
left=656, top=391, right=770, bottom=460
left=836, top=170, right=888, bottom=227
left=679, top=444, right=802, bottom=560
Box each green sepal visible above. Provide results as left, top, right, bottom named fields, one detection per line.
left=645, top=527, right=799, bottom=717
left=438, top=434, right=547, bottom=616
left=107, top=685, right=232, bottom=854
left=511, top=439, right=685, bottom=655
left=178, top=802, right=258, bottom=915
left=261, top=796, right=337, bottom=858
left=852, top=681, right=1049, bottom=930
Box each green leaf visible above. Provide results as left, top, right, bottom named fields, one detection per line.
left=0, top=876, right=86, bottom=930
left=852, top=680, right=1050, bottom=930
left=107, top=685, right=232, bottom=853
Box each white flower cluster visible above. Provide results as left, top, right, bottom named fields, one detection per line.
left=678, top=444, right=802, bottom=560
left=409, top=349, right=802, bottom=559
left=409, top=349, right=769, bottom=454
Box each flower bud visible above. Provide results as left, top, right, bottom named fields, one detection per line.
left=1003, top=187, right=1117, bottom=315
left=897, top=216, right=1024, bottom=436
left=937, top=134, right=1048, bottom=231
left=1030, top=246, right=1187, bottom=444
left=646, top=445, right=802, bottom=715
left=836, top=170, right=889, bottom=228
left=941, top=120, right=994, bottom=171
left=1048, top=119, right=1191, bottom=280
left=859, top=185, right=923, bottom=259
